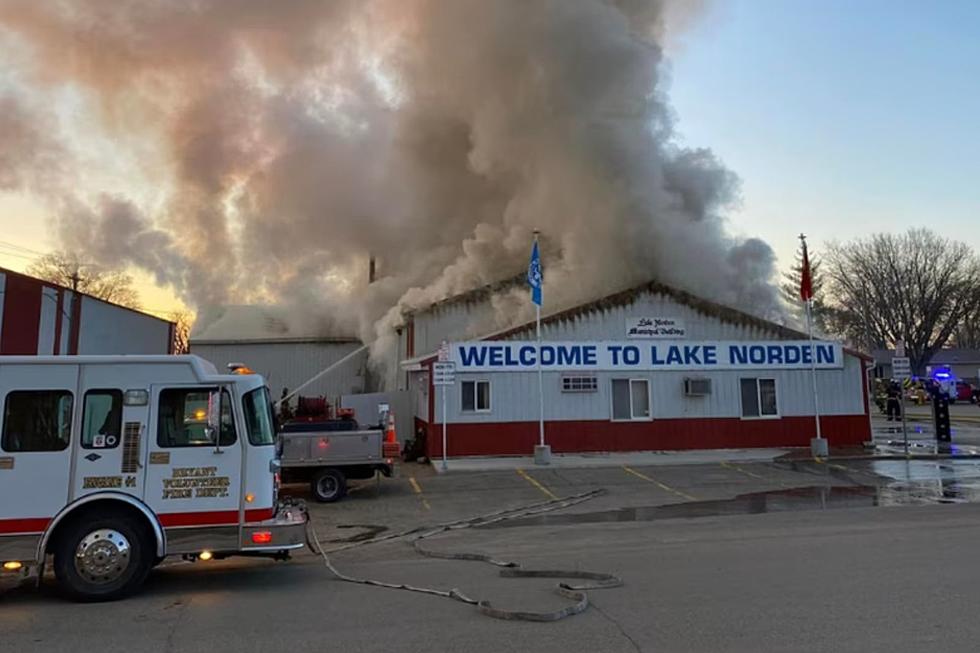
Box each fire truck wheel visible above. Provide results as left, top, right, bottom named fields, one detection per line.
left=311, top=468, right=347, bottom=503
left=53, top=514, right=152, bottom=602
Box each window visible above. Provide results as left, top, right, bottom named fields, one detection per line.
left=461, top=380, right=491, bottom=412
left=562, top=375, right=598, bottom=393
left=243, top=388, right=276, bottom=446
left=611, top=379, right=650, bottom=421
left=2, top=391, right=73, bottom=452
left=740, top=378, right=778, bottom=418
left=82, top=390, right=123, bottom=449
left=157, top=388, right=237, bottom=447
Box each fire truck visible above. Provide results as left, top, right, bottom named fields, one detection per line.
left=0, top=355, right=307, bottom=601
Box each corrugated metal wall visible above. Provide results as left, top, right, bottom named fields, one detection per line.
left=432, top=354, right=865, bottom=424
left=0, top=269, right=171, bottom=355
left=78, top=296, right=172, bottom=354
left=190, top=340, right=368, bottom=402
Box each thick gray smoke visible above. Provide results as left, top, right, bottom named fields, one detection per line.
left=0, top=0, right=781, bottom=370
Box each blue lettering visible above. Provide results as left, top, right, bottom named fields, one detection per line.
left=459, top=346, right=488, bottom=367
left=519, top=346, right=536, bottom=366
left=540, top=346, right=556, bottom=366
left=623, top=346, right=640, bottom=365
left=666, top=346, right=684, bottom=365
left=802, top=346, right=812, bottom=364
left=767, top=345, right=783, bottom=365
left=608, top=345, right=623, bottom=365
left=583, top=346, right=597, bottom=365
left=557, top=346, right=582, bottom=366
left=703, top=346, right=717, bottom=365
left=785, top=346, right=801, bottom=365
left=817, top=345, right=834, bottom=364
left=651, top=346, right=666, bottom=365
left=730, top=345, right=748, bottom=365
left=749, top=346, right=766, bottom=364
left=683, top=346, right=702, bottom=365
left=504, top=346, right=519, bottom=366
left=489, top=346, right=504, bottom=366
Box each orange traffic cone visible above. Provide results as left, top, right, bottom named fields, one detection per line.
left=382, top=412, right=401, bottom=461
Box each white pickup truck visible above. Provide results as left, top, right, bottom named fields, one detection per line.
left=278, top=419, right=399, bottom=502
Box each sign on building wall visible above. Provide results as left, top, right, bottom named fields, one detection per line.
left=626, top=317, right=686, bottom=339
left=450, top=340, right=845, bottom=372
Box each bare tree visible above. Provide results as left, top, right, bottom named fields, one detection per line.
left=950, top=303, right=980, bottom=349
left=170, top=310, right=193, bottom=354
left=824, top=229, right=980, bottom=374
left=780, top=241, right=829, bottom=333
left=27, top=251, right=141, bottom=309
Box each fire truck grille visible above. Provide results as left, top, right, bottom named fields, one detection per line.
left=122, top=422, right=141, bottom=473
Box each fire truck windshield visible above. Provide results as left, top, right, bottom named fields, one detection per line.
left=243, top=387, right=276, bottom=446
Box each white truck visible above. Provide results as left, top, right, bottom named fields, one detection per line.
left=0, top=355, right=307, bottom=601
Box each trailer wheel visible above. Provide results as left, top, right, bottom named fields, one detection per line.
left=311, top=468, right=347, bottom=503
left=53, top=514, right=152, bottom=602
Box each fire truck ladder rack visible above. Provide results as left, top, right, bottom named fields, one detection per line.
left=306, top=488, right=623, bottom=622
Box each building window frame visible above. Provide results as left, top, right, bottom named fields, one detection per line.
left=561, top=374, right=598, bottom=393
left=739, top=377, right=780, bottom=420
left=461, top=379, right=491, bottom=413
left=610, top=378, right=652, bottom=422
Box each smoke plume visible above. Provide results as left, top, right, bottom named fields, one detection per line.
left=0, top=0, right=781, bottom=371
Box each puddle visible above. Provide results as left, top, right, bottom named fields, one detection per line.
left=484, top=483, right=980, bottom=529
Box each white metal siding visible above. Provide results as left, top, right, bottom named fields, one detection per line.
left=77, top=296, right=172, bottom=354
left=437, top=354, right=865, bottom=424
left=190, top=341, right=367, bottom=401
left=37, top=287, right=58, bottom=354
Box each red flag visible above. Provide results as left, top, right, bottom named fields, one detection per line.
left=799, top=239, right=813, bottom=301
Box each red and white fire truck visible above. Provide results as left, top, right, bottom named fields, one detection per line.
left=0, top=355, right=307, bottom=601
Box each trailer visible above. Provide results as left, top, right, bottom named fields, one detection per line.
left=278, top=417, right=399, bottom=503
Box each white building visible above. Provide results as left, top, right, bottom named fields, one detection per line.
left=399, top=279, right=872, bottom=457
left=190, top=306, right=369, bottom=403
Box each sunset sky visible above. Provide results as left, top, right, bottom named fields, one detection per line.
left=0, top=0, right=977, bottom=318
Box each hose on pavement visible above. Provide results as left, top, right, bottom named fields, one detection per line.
left=306, top=488, right=623, bottom=622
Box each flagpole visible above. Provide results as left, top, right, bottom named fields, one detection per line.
left=800, top=233, right=825, bottom=457
left=534, top=230, right=545, bottom=450
left=806, top=297, right=823, bottom=442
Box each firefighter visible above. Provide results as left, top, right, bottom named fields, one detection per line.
left=886, top=380, right=901, bottom=421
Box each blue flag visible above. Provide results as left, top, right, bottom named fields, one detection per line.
left=527, top=240, right=542, bottom=306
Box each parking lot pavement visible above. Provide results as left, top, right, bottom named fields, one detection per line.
left=10, top=458, right=980, bottom=651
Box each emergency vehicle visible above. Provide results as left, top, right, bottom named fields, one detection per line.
left=0, top=355, right=307, bottom=601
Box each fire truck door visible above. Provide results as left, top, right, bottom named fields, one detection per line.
left=143, top=385, right=243, bottom=551
left=71, top=367, right=150, bottom=502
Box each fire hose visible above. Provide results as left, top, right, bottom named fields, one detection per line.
left=305, top=488, right=623, bottom=622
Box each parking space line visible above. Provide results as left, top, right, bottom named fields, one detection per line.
left=720, top=461, right=786, bottom=486
left=622, top=465, right=698, bottom=501
left=408, top=476, right=431, bottom=510
left=516, top=468, right=559, bottom=500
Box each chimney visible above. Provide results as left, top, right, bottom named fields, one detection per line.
left=368, top=255, right=377, bottom=284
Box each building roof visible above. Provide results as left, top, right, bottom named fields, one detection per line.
left=191, top=304, right=359, bottom=345
left=873, top=348, right=980, bottom=365
left=403, top=276, right=869, bottom=365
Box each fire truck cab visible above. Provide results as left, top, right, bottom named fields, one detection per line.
left=0, top=355, right=306, bottom=601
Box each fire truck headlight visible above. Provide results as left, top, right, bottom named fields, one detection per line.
left=198, top=551, right=213, bottom=561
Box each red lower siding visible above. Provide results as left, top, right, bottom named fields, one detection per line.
left=425, top=415, right=870, bottom=458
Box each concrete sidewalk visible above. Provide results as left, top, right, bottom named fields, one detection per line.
left=430, top=447, right=791, bottom=473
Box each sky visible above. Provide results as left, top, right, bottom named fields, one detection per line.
left=0, top=0, right=977, bottom=313
left=668, top=0, right=980, bottom=265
